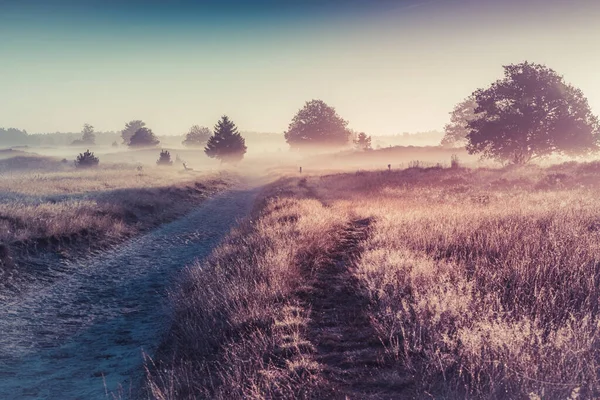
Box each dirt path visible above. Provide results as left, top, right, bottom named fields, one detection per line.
left=0, top=185, right=260, bottom=399
left=305, top=219, right=412, bottom=399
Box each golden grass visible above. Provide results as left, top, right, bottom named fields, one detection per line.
left=316, top=164, right=600, bottom=398
left=147, top=180, right=350, bottom=399
left=151, top=161, right=600, bottom=399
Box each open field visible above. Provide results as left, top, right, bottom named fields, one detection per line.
left=0, top=151, right=235, bottom=291
left=150, top=161, right=600, bottom=399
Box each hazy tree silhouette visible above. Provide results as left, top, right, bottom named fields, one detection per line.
left=441, top=97, right=478, bottom=148
left=129, top=127, right=160, bottom=148
left=354, top=132, right=372, bottom=151
left=182, top=125, right=211, bottom=147
left=467, top=62, right=600, bottom=164
left=71, top=123, right=96, bottom=146
left=74, top=149, right=99, bottom=168
left=204, top=116, right=247, bottom=163
left=81, top=123, right=96, bottom=145
left=284, top=100, right=351, bottom=149
left=156, top=150, right=173, bottom=166
left=121, top=120, right=146, bottom=145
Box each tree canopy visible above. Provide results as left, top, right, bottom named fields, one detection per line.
left=121, top=120, right=146, bottom=145
left=129, top=127, right=160, bottom=147
left=204, top=116, right=247, bottom=163
left=466, top=62, right=600, bottom=164
left=441, top=97, right=478, bottom=148
left=182, top=125, right=211, bottom=147
left=284, top=100, right=351, bottom=149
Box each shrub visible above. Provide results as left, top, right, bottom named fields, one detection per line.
left=74, top=150, right=99, bottom=168
left=451, top=154, right=460, bottom=169
left=156, top=150, right=173, bottom=166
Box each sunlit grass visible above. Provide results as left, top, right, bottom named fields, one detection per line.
left=151, top=162, right=600, bottom=399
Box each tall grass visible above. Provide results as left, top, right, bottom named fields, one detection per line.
left=320, top=165, right=600, bottom=398
left=151, top=162, right=600, bottom=399
left=147, top=180, right=349, bottom=399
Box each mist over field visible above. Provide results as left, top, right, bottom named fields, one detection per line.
left=1, top=0, right=600, bottom=399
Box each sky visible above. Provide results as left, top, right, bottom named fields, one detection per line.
left=0, top=0, right=599, bottom=136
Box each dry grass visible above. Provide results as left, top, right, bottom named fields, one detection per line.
left=0, top=155, right=233, bottom=275
left=147, top=179, right=349, bottom=399
left=151, top=161, right=600, bottom=399
left=314, top=163, right=600, bottom=399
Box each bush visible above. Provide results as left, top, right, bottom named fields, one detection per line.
left=74, top=150, right=99, bottom=168
left=129, top=127, right=160, bottom=148
left=156, top=150, right=173, bottom=166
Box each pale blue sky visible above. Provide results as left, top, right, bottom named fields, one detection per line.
left=1, top=0, right=599, bottom=135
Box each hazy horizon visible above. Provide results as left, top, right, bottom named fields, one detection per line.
left=1, top=0, right=599, bottom=136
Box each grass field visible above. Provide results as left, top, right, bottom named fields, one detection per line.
left=0, top=152, right=234, bottom=285
left=149, top=161, right=600, bottom=399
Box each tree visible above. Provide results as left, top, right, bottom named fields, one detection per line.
left=74, top=149, right=99, bottom=168
left=284, top=99, right=351, bottom=149
left=129, top=127, right=160, bottom=147
left=467, top=62, right=600, bottom=164
left=204, top=115, right=247, bottom=163
left=71, top=123, right=96, bottom=146
left=121, top=120, right=146, bottom=145
left=81, top=123, right=96, bottom=145
left=441, top=97, right=478, bottom=148
left=156, top=150, right=173, bottom=166
left=182, top=125, right=211, bottom=147
left=354, top=132, right=372, bottom=151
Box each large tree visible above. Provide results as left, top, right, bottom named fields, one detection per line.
left=129, top=127, right=160, bottom=147
left=204, top=116, right=247, bottom=163
left=121, top=120, right=146, bottom=145
left=182, top=125, right=211, bottom=147
left=466, top=62, right=600, bottom=164
left=441, top=97, right=478, bottom=148
left=284, top=99, right=351, bottom=149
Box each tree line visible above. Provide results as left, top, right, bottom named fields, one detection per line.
left=5, top=60, right=600, bottom=165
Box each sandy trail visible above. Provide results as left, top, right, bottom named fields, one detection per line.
left=0, top=185, right=260, bottom=399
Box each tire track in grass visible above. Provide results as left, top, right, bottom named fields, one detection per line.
left=302, top=218, right=413, bottom=399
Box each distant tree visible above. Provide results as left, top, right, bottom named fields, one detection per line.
left=81, top=123, right=96, bottom=145
left=354, top=132, right=372, bottom=151
left=156, top=150, right=173, bottom=166
left=112, top=141, right=118, bottom=148
left=74, top=149, right=99, bottom=168
left=121, top=120, right=146, bottom=145
left=467, top=62, right=600, bottom=164
left=284, top=99, right=351, bottom=149
left=182, top=125, right=211, bottom=147
left=204, top=115, right=247, bottom=163
left=129, top=127, right=160, bottom=148
left=441, top=97, right=478, bottom=148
